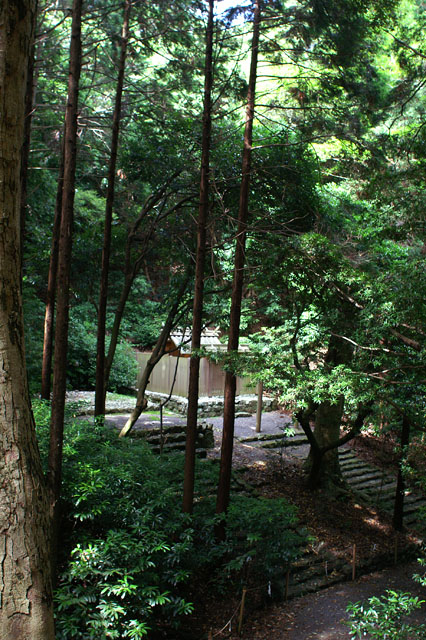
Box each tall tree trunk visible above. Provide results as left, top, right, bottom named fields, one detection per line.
left=119, top=275, right=190, bottom=437
left=40, top=142, right=64, bottom=399
left=104, top=271, right=133, bottom=388
left=305, top=398, right=345, bottom=489
left=48, top=0, right=82, bottom=561
left=0, top=1, right=55, bottom=636
left=305, top=334, right=353, bottom=490
left=182, top=0, right=214, bottom=514
left=20, top=34, right=36, bottom=276
left=298, top=400, right=371, bottom=492
left=393, top=414, right=410, bottom=531
left=215, top=0, right=261, bottom=532
left=95, top=0, right=131, bottom=418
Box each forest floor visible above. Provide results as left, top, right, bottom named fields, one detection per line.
left=73, top=394, right=426, bottom=639
left=186, top=412, right=426, bottom=640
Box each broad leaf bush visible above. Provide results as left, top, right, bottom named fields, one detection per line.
left=34, top=400, right=306, bottom=637
left=347, top=590, right=425, bottom=639
left=347, top=560, right=426, bottom=640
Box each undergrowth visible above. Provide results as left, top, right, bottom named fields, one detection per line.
left=33, top=398, right=307, bottom=638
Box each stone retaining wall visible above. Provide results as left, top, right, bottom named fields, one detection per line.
left=145, top=391, right=277, bottom=417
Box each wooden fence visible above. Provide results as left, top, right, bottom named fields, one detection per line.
left=135, top=352, right=256, bottom=397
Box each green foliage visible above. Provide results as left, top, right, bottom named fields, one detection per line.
left=224, top=495, right=308, bottom=596
left=23, top=284, right=46, bottom=395
left=55, top=527, right=194, bottom=639
left=117, top=276, right=165, bottom=349
left=188, top=492, right=306, bottom=595
left=33, top=407, right=304, bottom=637
left=346, top=589, right=425, bottom=639
left=67, top=304, right=138, bottom=391
left=23, top=295, right=139, bottom=395
left=34, top=413, right=195, bottom=637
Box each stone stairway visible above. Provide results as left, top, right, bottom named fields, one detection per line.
left=236, top=429, right=425, bottom=600
left=130, top=421, right=214, bottom=456
left=239, top=428, right=426, bottom=534
left=282, top=449, right=426, bottom=600
left=338, top=448, right=426, bottom=532
left=239, top=426, right=307, bottom=450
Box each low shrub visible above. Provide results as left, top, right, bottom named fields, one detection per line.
left=347, top=590, right=425, bottom=640
left=33, top=400, right=306, bottom=637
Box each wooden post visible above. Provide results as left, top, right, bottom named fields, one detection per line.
left=394, top=533, right=398, bottom=565
left=352, top=544, right=356, bottom=580
left=255, top=381, right=263, bottom=433
left=285, top=569, right=290, bottom=601
left=238, top=587, right=247, bottom=636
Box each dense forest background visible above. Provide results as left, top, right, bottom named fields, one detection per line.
left=1, top=0, right=425, bottom=638
left=24, top=0, right=425, bottom=405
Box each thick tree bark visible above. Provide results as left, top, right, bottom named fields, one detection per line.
left=95, top=0, right=131, bottom=418
left=297, top=400, right=371, bottom=491
left=305, top=334, right=353, bottom=490
left=215, top=0, right=261, bottom=532
left=182, top=0, right=214, bottom=514
left=305, top=398, right=345, bottom=489
left=393, top=414, right=410, bottom=531
left=119, top=275, right=190, bottom=437
left=41, top=142, right=64, bottom=399
left=0, top=1, right=55, bottom=636
left=48, top=0, right=82, bottom=549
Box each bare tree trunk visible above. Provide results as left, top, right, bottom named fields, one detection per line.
left=393, top=414, right=410, bottom=531
left=104, top=271, right=133, bottom=389
left=48, top=0, right=82, bottom=562
left=305, top=398, right=345, bottom=489
left=119, top=275, right=190, bottom=437
left=95, top=0, right=131, bottom=418
left=0, top=1, right=55, bottom=636
left=305, top=335, right=353, bottom=490
left=20, top=34, right=36, bottom=275
left=215, top=0, right=261, bottom=533
left=182, top=0, right=214, bottom=514
left=297, top=400, right=371, bottom=492
left=41, top=143, right=64, bottom=399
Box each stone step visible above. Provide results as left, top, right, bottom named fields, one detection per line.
left=240, top=429, right=304, bottom=444
left=284, top=543, right=420, bottom=601
left=343, top=468, right=386, bottom=482
left=347, top=475, right=396, bottom=490
left=405, top=512, right=426, bottom=528
left=290, top=557, right=347, bottom=586
left=339, top=460, right=374, bottom=472
left=339, top=457, right=377, bottom=469
left=379, top=497, right=426, bottom=516
left=146, top=432, right=186, bottom=444
left=261, top=437, right=308, bottom=449
left=150, top=443, right=207, bottom=457
left=357, top=478, right=396, bottom=493
left=287, top=570, right=347, bottom=599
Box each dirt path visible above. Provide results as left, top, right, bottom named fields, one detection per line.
left=240, top=561, right=425, bottom=639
